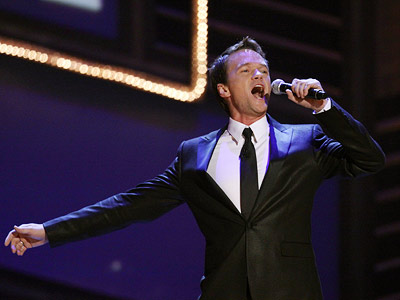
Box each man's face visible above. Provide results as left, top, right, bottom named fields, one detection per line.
left=218, top=49, right=271, bottom=124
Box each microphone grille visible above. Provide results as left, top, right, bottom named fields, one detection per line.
left=271, top=79, right=285, bottom=95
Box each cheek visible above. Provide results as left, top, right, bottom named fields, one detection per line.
left=266, top=77, right=271, bottom=90
left=232, top=86, right=248, bottom=99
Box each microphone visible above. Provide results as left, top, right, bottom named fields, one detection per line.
left=271, top=79, right=328, bottom=100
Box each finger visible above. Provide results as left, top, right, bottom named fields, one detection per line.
left=304, top=79, right=321, bottom=98
left=17, top=244, right=26, bottom=256
left=13, top=226, right=31, bottom=240
left=292, top=79, right=300, bottom=98
left=17, top=223, right=34, bottom=229
left=16, top=239, right=26, bottom=254
left=285, top=89, right=297, bottom=102
left=20, top=237, right=33, bottom=249
left=14, top=225, right=26, bottom=234
left=299, top=81, right=308, bottom=99
left=302, top=83, right=310, bottom=99
left=306, top=79, right=323, bottom=94
left=295, top=81, right=306, bottom=99
left=15, top=224, right=38, bottom=238
left=11, top=238, right=20, bottom=254
left=4, top=229, right=17, bottom=246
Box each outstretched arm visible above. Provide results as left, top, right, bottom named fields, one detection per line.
left=4, top=224, right=48, bottom=256
left=5, top=144, right=184, bottom=253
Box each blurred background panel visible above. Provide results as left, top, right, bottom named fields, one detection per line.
left=0, top=0, right=399, bottom=299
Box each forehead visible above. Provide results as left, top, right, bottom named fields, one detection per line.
left=226, top=49, right=267, bottom=70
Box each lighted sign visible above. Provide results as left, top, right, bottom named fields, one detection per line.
left=0, top=0, right=208, bottom=102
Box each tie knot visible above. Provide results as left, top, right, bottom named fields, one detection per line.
left=242, top=128, right=253, bottom=142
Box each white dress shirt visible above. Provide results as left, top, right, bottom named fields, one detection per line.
left=206, top=99, right=331, bottom=212
left=207, top=117, right=270, bottom=212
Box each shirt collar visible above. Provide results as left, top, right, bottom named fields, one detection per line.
left=227, top=116, right=269, bottom=144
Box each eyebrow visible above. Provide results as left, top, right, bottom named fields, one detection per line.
left=236, top=62, right=268, bottom=70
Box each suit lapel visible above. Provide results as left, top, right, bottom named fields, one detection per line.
left=197, top=125, right=226, bottom=172
left=196, top=126, right=242, bottom=215
left=195, top=117, right=293, bottom=220
left=251, top=116, right=293, bottom=218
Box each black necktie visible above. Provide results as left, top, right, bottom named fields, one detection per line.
left=240, top=128, right=258, bottom=219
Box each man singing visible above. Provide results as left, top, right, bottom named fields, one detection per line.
left=5, top=37, right=385, bottom=300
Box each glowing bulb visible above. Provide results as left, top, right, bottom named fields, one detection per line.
left=79, top=64, right=89, bottom=74
left=56, top=58, right=64, bottom=68
left=63, top=59, right=72, bottom=69
left=92, top=67, right=100, bottom=77
left=115, top=72, right=124, bottom=82
left=39, top=53, right=48, bottom=63
left=143, top=81, right=152, bottom=91
left=197, top=65, right=207, bottom=74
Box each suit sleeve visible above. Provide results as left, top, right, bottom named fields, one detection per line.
left=313, top=100, right=385, bottom=178
left=43, top=142, right=185, bottom=247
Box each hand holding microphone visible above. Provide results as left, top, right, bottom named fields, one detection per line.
left=271, top=78, right=329, bottom=112
left=271, top=78, right=328, bottom=100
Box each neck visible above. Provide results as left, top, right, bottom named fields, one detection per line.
left=230, top=113, right=266, bottom=126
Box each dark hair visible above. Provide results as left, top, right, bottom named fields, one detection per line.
left=208, top=37, right=268, bottom=113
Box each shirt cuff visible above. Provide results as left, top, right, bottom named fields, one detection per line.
left=313, top=98, right=332, bottom=114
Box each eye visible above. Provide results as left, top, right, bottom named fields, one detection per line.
left=241, top=69, right=249, bottom=73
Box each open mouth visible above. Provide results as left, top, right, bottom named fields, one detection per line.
left=251, top=84, right=265, bottom=99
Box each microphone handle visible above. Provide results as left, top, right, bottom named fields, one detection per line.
left=279, top=82, right=328, bottom=100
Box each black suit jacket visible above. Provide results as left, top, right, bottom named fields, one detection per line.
left=44, top=101, right=385, bottom=300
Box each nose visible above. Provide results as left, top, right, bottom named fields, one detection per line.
left=252, top=69, right=263, bottom=79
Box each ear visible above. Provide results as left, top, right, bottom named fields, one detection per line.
left=217, top=83, right=230, bottom=99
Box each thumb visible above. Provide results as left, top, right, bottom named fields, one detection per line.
left=14, top=225, right=27, bottom=235
left=285, top=89, right=296, bottom=101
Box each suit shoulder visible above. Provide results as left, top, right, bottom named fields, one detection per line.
left=178, top=128, right=222, bottom=153
left=268, top=115, right=319, bottom=133
left=184, top=128, right=222, bottom=145
left=275, top=122, right=323, bottom=144
left=276, top=121, right=319, bottom=132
